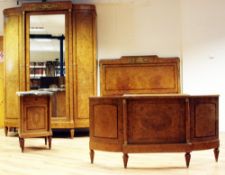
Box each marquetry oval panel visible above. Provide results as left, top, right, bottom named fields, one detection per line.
left=93, top=104, right=118, bottom=139
left=25, top=106, right=47, bottom=130
left=190, top=96, right=218, bottom=141
left=127, top=98, right=186, bottom=144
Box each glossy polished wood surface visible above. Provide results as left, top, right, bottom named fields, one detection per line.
left=100, top=55, right=180, bottom=96
left=22, top=1, right=72, bottom=11
left=0, top=36, right=4, bottom=127
left=72, top=4, right=97, bottom=128
left=18, top=95, right=52, bottom=152
left=3, top=2, right=97, bottom=137
left=52, top=91, right=66, bottom=118
left=89, top=95, right=219, bottom=168
left=3, top=8, right=22, bottom=134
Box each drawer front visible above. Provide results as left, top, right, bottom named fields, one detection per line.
left=23, top=96, right=48, bottom=105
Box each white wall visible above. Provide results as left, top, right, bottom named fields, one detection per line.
left=181, top=0, right=225, bottom=131
left=94, top=0, right=182, bottom=95
left=0, top=0, right=19, bottom=35
left=95, top=0, right=181, bottom=59
left=1, top=0, right=181, bottom=57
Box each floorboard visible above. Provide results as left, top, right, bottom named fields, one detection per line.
left=0, top=129, right=224, bottom=175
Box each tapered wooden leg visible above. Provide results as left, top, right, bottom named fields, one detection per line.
left=123, top=153, right=129, bottom=168
left=48, top=136, right=52, bottom=149
left=185, top=152, right=191, bottom=168
left=214, top=147, right=219, bottom=162
left=90, top=149, right=94, bottom=164
left=44, top=137, right=47, bottom=145
left=70, top=129, right=74, bottom=139
left=4, top=127, right=8, bottom=136
left=19, top=137, right=25, bottom=152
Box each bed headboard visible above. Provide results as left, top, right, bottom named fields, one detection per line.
left=100, top=55, right=181, bottom=96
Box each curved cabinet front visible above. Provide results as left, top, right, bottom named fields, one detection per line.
left=89, top=95, right=219, bottom=168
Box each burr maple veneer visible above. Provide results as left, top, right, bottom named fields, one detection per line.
left=89, top=56, right=219, bottom=168
left=17, top=91, right=53, bottom=152
left=3, top=1, right=97, bottom=138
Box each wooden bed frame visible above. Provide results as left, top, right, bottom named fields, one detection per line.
left=89, top=55, right=219, bottom=168
left=100, top=55, right=181, bottom=96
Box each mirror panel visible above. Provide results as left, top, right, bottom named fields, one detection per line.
left=29, top=14, right=66, bottom=118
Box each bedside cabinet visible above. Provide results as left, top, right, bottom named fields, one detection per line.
left=17, top=91, right=53, bottom=152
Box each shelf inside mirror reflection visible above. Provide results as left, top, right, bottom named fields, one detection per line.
left=30, top=76, right=65, bottom=90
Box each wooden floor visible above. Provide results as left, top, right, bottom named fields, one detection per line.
left=0, top=129, right=225, bottom=175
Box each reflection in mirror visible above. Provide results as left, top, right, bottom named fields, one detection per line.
left=30, top=14, right=65, bottom=89
left=30, top=14, right=66, bottom=118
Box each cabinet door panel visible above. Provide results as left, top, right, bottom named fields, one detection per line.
left=4, top=13, right=21, bottom=123
left=0, top=36, right=3, bottom=127
left=73, top=8, right=96, bottom=127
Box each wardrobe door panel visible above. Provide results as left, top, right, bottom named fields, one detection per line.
left=4, top=9, right=22, bottom=129
left=73, top=5, right=96, bottom=127
left=0, top=36, right=4, bottom=127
